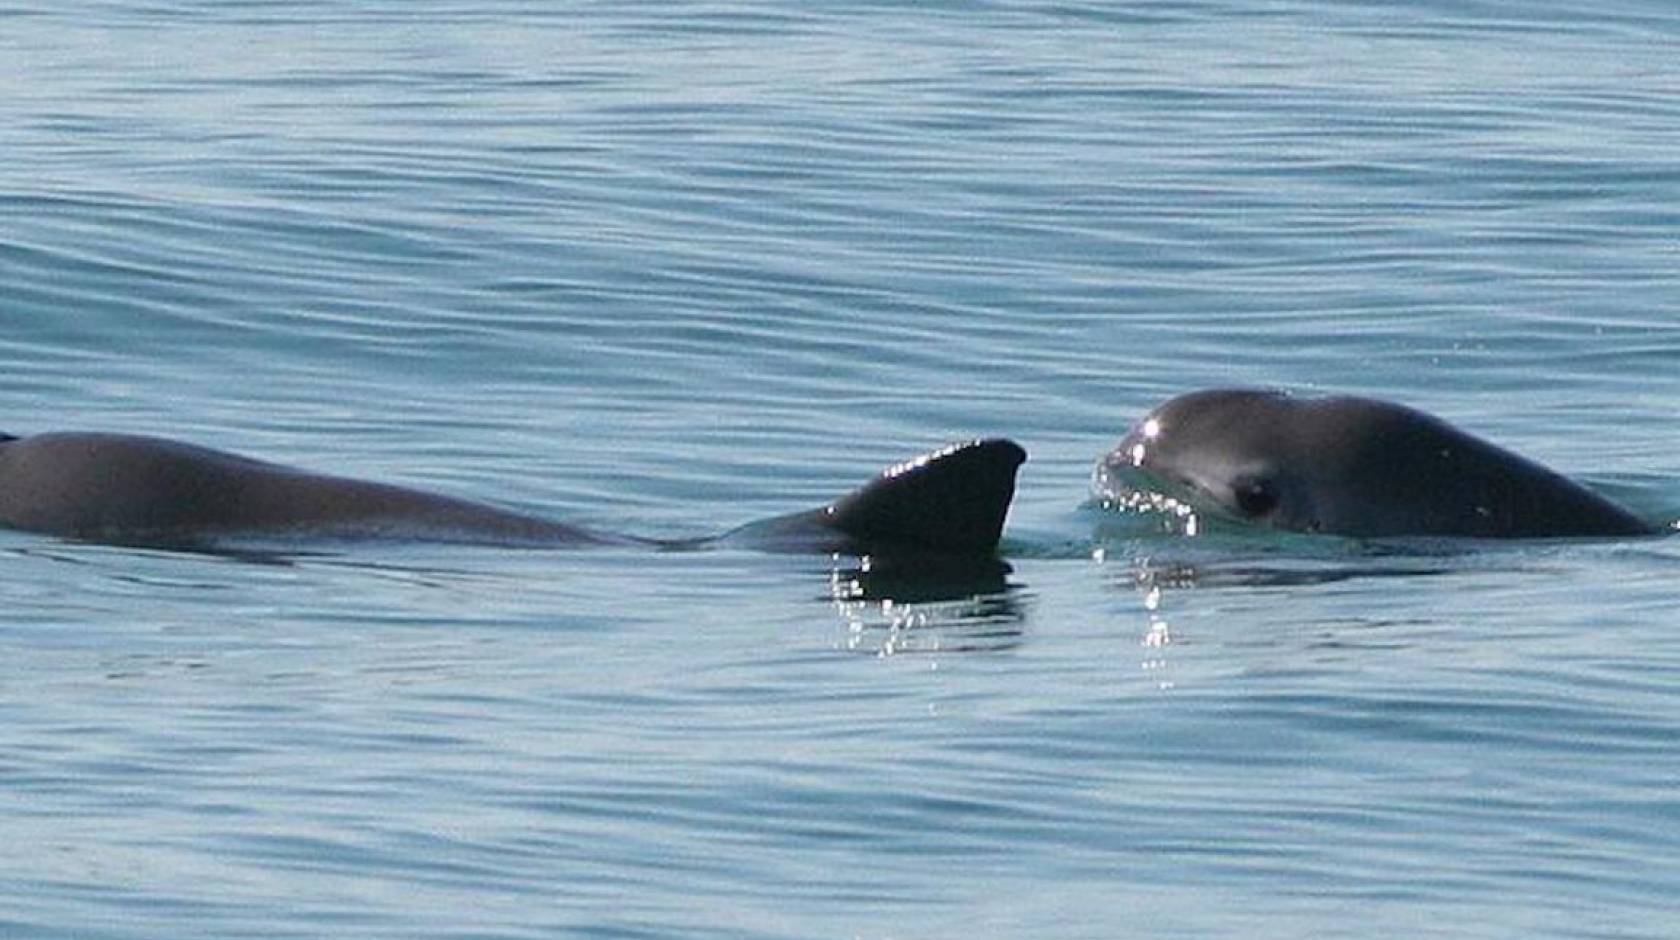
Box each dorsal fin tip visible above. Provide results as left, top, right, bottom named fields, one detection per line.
left=878, top=438, right=1026, bottom=479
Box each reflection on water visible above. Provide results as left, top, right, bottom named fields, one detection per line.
left=826, top=554, right=1024, bottom=655
left=1118, top=554, right=1460, bottom=592
left=1097, top=542, right=1474, bottom=689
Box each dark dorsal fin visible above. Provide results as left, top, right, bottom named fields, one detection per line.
left=823, top=438, right=1026, bottom=555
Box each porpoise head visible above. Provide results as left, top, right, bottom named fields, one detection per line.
left=1096, top=389, right=1652, bottom=539
left=1098, top=389, right=1341, bottom=533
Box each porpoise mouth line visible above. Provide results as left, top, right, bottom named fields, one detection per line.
left=1096, top=462, right=1223, bottom=519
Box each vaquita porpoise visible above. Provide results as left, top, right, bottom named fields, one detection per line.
left=0, top=431, right=1025, bottom=556
left=1096, top=389, right=1654, bottom=539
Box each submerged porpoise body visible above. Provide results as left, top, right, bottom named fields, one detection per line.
left=1097, top=389, right=1654, bottom=539
left=0, top=432, right=1025, bottom=556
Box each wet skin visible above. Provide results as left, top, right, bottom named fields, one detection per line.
left=1097, top=390, right=1652, bottom=539
left=0, top=432, right=1026, bottom=556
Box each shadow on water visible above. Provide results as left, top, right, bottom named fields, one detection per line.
left=824, top=554, right=1025, bottom=656
left=1110, top=548, right=1464, bottom=592
left=8, top=530, right=1029, bottom=655
left=27, top=490, right=1661, bottom=663
left=1074, top=498, right=1639, bottom=591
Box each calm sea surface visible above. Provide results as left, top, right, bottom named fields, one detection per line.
left=4, top=2, right=1680, bottom=937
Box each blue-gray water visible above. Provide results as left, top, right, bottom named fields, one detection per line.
left=5, top=2, right=1680, bottom=937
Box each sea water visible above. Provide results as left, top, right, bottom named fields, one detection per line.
left=3, top=2, right=1679, bottom=937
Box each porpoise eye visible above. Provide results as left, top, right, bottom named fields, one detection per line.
left=1231, top=477, right=1279, bottom=518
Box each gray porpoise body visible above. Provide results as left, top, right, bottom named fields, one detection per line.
left=0, top=432, right=1025, bottom=555
left=1097, top=389, right=1653, bottom=539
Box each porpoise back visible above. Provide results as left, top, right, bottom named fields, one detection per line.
left=0, top=432, right=1026, bottom=556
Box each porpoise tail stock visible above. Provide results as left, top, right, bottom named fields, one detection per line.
left=0, top=432, right=1026, bottom=557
